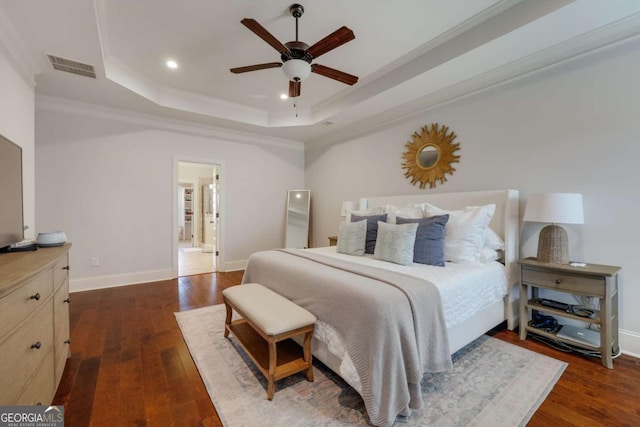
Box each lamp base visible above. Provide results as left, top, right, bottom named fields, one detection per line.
left=537, top=224, right=568, bottom=264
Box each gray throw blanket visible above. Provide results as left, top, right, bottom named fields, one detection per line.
left=241, top=249, right=452, bottom=427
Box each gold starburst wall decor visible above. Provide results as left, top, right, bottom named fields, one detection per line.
left=401, top=123, right=461, bottom=189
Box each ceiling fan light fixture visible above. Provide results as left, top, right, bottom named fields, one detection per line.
left=282, top=59, right=311, bottom=81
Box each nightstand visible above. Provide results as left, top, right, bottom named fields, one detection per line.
left=518, top=257, right=621, bottom=368
left=328, top=236, right=337, bottom=246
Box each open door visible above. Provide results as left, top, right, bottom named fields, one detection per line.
left=177, top=161, right=220, bottom=276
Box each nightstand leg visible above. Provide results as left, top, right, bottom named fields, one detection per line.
left=519, top=282, right=528, bottom=340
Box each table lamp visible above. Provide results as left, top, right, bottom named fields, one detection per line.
left=523, top=193, right=584, bottom=264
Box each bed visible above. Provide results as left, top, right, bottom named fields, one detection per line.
left=241, top=189, right=519, bottom=427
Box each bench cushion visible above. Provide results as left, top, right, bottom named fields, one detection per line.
left=223, top=283, right=316, bottom=335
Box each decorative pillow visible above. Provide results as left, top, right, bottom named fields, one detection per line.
left=345, top=207, right=384, bottom=223
left=384, top=204, right=424, bottom=224
left=336, top=219, right=367, bottom=256
left=484, top=228, right=505, bottom=250
left=396, top=214, right=449, bottom=266
left=373, top=221, right=419, bottom=266
left=423, top=203, right=496, bottom=263
left=351, top=213, right=388, bottom=254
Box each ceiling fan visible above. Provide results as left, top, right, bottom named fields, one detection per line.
left=230, top=4, right=358, bottom=98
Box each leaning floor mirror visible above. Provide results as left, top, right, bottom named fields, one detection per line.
left=285, top=190, right=311, bottom=249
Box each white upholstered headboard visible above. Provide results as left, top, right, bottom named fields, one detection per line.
left=362, top=189, right=520, bottom=329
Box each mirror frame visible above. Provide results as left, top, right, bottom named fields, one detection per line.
left=401, top=123, right=461, bottom=189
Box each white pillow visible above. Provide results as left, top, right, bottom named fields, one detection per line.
left=484, top=228, right=505, bottom=250
left=384, top=204, right=424, bottom=224
left=479, top=247, right=501, bottom=263
left=423, top=203, right=496, bottom=263
left=345, top=207, right=384, bottom=222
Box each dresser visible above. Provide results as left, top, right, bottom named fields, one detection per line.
left=0, top=243, right=71, bottom=404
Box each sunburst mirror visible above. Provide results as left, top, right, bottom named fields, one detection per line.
left=401, top=123, right=461, bottom=189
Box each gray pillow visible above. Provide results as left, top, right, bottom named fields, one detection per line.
left=397, top=214, right=449, bottom=266
left=373, top=221, right=418, bottom=266
left=336, top=219, right=366, bottom=256
left=351, top=213, right=388, bottom=254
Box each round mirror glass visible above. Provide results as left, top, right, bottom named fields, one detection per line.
left=418, top=145, right=439, bottom=168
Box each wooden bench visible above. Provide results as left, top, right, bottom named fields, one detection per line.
left=222, top=283, right=316, bottom=400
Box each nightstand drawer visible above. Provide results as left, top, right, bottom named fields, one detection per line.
left=522, top=269, right=604, bottom=297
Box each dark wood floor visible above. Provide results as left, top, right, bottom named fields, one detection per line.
left=53, top=272, right=640, bottom=426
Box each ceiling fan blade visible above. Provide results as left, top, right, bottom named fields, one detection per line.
left=311, top=64, right=358, bottom=85
left=230, top=62, right=282, bottom=74
left=241, top=18, right=290, bottom=55
left=307, top=26, right=355, bottom=59
left=289, top=80, right=301, bottom=98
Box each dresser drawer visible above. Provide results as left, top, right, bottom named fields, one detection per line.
left=53, top=253, right=69, bottom=291
left=0, top=302, right=55, bottom=404
left=522, top=268, right=605, bottom=297
left=15, top=353, right=55, bottom=406
left=0, top=269, right=53, bottom=339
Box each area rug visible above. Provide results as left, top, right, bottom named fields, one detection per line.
left=175, top=305, right=566, bottom=427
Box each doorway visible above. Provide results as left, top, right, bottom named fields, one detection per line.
left=177, top=161, right=220, bottom=276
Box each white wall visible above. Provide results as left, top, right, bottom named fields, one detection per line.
left=306, top=39, right=640, bottom=355
left=0, top=48, right=35, bottom=239
left=35, top=107, right=304, bottom=291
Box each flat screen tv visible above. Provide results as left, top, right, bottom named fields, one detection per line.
left=0, top=133, right=24, bottom=250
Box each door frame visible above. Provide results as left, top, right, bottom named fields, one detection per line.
left=172, top=156, right=225, bottom=278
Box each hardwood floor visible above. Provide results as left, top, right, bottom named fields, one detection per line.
left=53, top=272, right=640, bottom=426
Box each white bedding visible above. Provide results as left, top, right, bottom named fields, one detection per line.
left=307, top=246, right=508, bottom=328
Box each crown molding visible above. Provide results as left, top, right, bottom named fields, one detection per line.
left=35, top=95, right=304, bottom=150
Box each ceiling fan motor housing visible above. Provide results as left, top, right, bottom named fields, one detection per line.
left=282, top=41, right=311, bottom=62
left=289, top=4, right=304, bottom=18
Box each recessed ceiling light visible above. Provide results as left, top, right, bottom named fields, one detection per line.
left=280, top=94, right=288, bottom=100
left=166, top=60, right=178, bottom=69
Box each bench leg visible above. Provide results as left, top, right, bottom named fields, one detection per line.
left=303, top=329, right=314, bottom=382
left=223, top=300, right=232, bottom=338
left=267, top=337, right=277, bottom=400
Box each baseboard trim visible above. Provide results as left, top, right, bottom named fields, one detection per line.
left=220, top=259, right=247, bottom=272
left=620, top=329, right=640, bottom=359
left=70, top=269, right=173, bottom=293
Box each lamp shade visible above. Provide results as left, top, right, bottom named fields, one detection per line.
left=523, top=193, right=584, bottom=225
left=282, top=59, right=311, bottom=81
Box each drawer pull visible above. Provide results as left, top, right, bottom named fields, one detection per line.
left=555, top=279, right=561, bottom=285
left=31, top=341, right=42, bottom=350
left=64, top=298, right=71, bottom=303
left=64, top=339, right=71, bottom=344
left=30, top=293, right=41, bottom=301
left=63, top=265, right=70, bottom=271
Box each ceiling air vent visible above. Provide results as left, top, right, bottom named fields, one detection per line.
left=47, top=55, right=96, bottom=78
